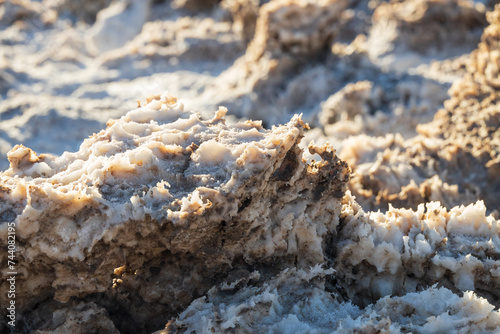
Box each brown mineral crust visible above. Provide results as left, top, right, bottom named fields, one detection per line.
left=221, top=0, right=260, bottom=44
left=0, top=95, right=350, bottom=332
left=347, top=4, right=500, bottom=212
left=419, top=4, right=500, bottom=163
left=417, top=4, right=500, bottom=210
left=345, top=135, right=481, bottom=212
left=33, top=301, right=119, bottom=334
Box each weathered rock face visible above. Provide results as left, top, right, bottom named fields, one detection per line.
left=0, top=93, right=349, bottom=333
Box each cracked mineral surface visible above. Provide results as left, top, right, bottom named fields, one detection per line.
left=1, top=0, right=500, bottom=333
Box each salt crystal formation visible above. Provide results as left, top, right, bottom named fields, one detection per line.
left=367, top=0, right=486, bottom=72
left=345, top=5, right=500, bottom=211
left=2, top=0, right=500, bottom=333
left=1, top=93, right=499, bottom=333
left=0, top=94, right=350, bottom=332
left=167, top=266, right=500, bottom=333
left=213, top=0, right=352, bottom=123
left=335, top=193, right=500, bottom=306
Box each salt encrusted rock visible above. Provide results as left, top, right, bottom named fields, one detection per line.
left=247, top=0, right=349, bottom=60
left=0, top=93, right=350, bottom=332
left=164, top=192, right=500, bottom=332
left=334, top=192, right=500, bottom=307
left=165, top=266, right=362, bottom=333
left=3, top=2, right=500, bottom=332
left=163, top=265, right=500, bottom=333
left=318, top=79, right=448, bottom=140
left=344, top=4, right=500, bottom=212
left=417, top=3, right=500, bottom=210
left=342, top=134, right=481, bottom=211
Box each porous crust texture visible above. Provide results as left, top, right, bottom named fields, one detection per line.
left=345, top=4, right=500, bottom=212
left=0, top=93, right=350, bottom=333
left=1, top=2, right=500, bottom=334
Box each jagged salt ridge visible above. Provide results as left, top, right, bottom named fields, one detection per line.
left=0, top=93, right=349, bottom=332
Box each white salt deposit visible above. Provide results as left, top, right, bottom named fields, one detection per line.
left=1, top=0, right=499, bottom=333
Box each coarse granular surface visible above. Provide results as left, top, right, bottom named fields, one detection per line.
left=1, top=0, right=500, bottom=333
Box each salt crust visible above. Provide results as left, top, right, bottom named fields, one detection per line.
left=166, top=266, right=500, bottom=334
left=164, top=192, right=500, bottom=333
left=335, top=192, right=500, bottom=308
left=0, top=93, right=499, bottom=332
left=1, top=1, right=500, bottom=333
left=211, top=0, right=351, bottom=123
left=0, top=92, right=350, bottom=332
left=367, top=0, right=486, bottom=73
left=331, top=3, right=500, bottom=212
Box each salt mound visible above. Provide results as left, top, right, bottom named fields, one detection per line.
left=335, top=192, right=500, bottom=307
left=212, top=0, right=350, bottom=123
left=0, top=93, right=350, bottom=332
left=341, top=4, right=500, bottom=212
left=1, top=93, right=499, bottom=333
